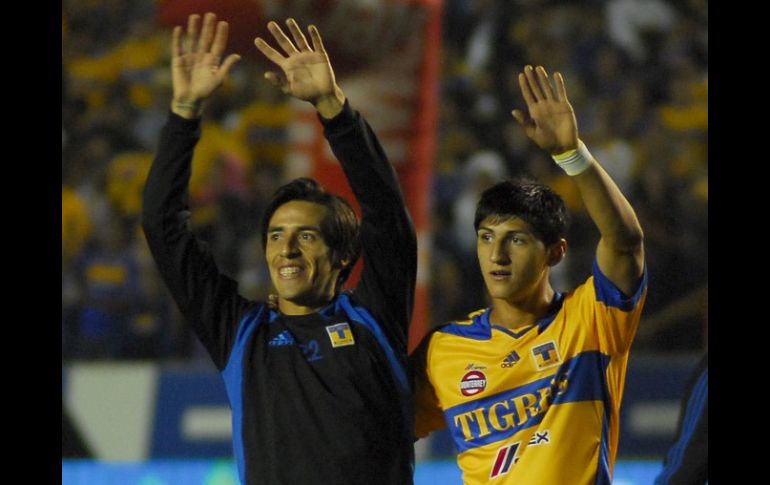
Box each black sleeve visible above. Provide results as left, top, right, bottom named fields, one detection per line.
left=409, top=326, right=448, bottom=438
left=320, top=101, right=417, bottom=347
left=141, top=112, right=254, bottom=370
left=655, top=352, right=708, bottom=485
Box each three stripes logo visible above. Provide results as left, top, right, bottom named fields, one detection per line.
left=490, top=442, right=521, bottom=479
left=501, top=350, right=520, bottom=368
left=269, top=330, right=296, bottom=347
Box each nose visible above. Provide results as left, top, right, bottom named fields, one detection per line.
left=490, top=240, right=510, bottom=265
left=280, top=235, right=301, bottom=258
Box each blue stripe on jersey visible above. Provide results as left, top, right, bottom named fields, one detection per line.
left=493, top=323, right=537, bottom=339
left=438, top=310, right=492, bottom=340
left=268, top=309, right=280, bottom=323
left=654, top=368, right=708, bottom=485
left=594, top=389, right=612, bottom=485
left=221, top=303, right=267, bottom=485
left=592, top=259, right=648, bottom=311
left=335, top=294, right=408, bottom=393
left=445, top=351, right=610, bottom=452
left=334, top=294, right=413, bottom=447
left=441, top=294, right=566, bottom=340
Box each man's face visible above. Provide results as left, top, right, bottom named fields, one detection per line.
left=476, top=216, right=550, bottom=303
left=265, top=200, right=341, bottom=314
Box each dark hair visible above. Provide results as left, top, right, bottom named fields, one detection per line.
left=260, top=177, right=361, bottom=288
left=473, top=178, right=569, bottom=246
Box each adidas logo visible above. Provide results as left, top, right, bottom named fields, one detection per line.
left=501, top=350, right=520, bottom=368
left=269, top=330, right=296, bottom=347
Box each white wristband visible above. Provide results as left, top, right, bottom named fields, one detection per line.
left=552, top=140, right=594, bottom=176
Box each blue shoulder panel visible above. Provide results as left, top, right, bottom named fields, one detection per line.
left=592, top=259, right=648, bottom=311
left=221, top=303, right=267, bottom=485
left=334, top=294, right=413, bottom=445
left=335, top=294, right=408, bottom=393
left=438, top=309, right=493, bottom=340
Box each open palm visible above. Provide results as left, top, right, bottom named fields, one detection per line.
left=171, top=13, right=240, bottom=104
left=512, top=66, right=578, bottom=155
left=255, top=19, right=338, bottom=104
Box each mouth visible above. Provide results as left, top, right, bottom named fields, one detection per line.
left=278, top=265, right=304, bottom=279
left=489, top=270, right=511, bottom=281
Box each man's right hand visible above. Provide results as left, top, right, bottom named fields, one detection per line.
left=171, top=12, right=241, bottom=119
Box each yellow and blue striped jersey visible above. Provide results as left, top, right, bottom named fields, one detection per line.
left=414, top=261, right=647, bottom=484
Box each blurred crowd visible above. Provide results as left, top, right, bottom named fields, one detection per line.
left=62, top=0, right=707, bottom=362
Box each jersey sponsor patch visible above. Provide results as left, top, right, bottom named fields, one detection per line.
left=326, top=322, right=355, bottom=347
left=460, top=370, right=487, bottom=396
left=531, top=341, right=561, bottom=371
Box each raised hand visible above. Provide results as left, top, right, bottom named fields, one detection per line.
left=511, top=65, right=578, bottom=155
left=254, top=19, right=344, bottom=114
left=171, top=12, right=241, bottom=118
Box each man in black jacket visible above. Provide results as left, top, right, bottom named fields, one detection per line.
left=142, top=13, right=416, bottom=484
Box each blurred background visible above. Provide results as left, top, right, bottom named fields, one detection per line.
left=62, top=0, right=707, bottom=483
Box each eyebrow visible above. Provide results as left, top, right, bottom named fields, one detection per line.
left=477, top=226, right=532, bottom=236
left=268, top=225, right=322, bottom=233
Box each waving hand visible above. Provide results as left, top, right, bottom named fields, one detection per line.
left=171, top=13, right=241, bottom=118
left=512, top=65, right=578, bottom=155
left=254, top=19, right=345, bottom=117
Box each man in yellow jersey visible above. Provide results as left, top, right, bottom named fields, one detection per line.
left=412, top=65, right=647, bottom=484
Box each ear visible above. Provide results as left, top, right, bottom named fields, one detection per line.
left=546, top=239, right=567, bottom=267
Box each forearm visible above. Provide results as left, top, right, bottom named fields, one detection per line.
left=572, top=161, right=643, bottom=252
left=142, top=113, right=200, bottom=225
left=321, top=101, right=407, bottom=212
left=141, top=113, right=248, bottom=367
left=571, top=158, right=644, bottom=295
left=141, top=112, right=203, bottom=304
left=323, top=102, right=417, bottom=326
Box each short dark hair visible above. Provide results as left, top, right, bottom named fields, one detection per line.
left=260, top=177, right=361, bottom=288
left=473, top=178, right=569, bottom=246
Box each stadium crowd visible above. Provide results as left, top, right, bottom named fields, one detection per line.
left=62, top=0, right=707, bottom=362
